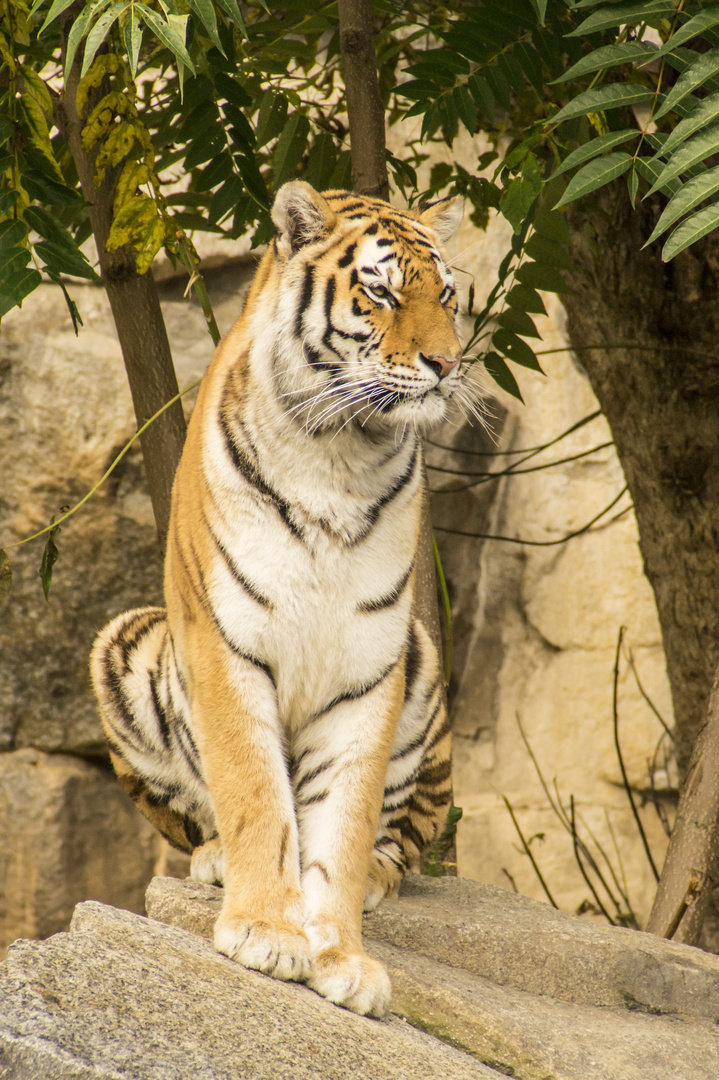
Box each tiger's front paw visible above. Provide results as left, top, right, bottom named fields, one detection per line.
left=214, top=911, right=312, bottom=983
left=307, top=948, right=391, bottom=1018
left=190, top=837, right=225, bottom=885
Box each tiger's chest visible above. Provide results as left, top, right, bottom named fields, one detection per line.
left=203, top=423, right=421, bottom=727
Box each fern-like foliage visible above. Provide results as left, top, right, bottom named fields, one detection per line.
left=390, top=0, right=719, bottom=398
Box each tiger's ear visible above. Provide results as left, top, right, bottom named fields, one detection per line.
left=417, top=195, right=464, bottom=243
left=272, top=182, right=337, bottom=257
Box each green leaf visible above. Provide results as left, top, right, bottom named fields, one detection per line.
left=525, top=234, right=572, bottom=269
left=0, top=219, right=28, bottom=248
left=214, top=0, right=247, bottom=36
left=553, top=41, right=658, bottom=84
left=255, top=89, right=288, bottom=149
left=654, top=48, right=719, bottom=122
left=20, top=168, right=83, bottom=206
left=515, top=261, right=570, bottom=294
left=454, top=85, right=477, bottom=136
left=552, top=129, right=637, bottom=180
left=0, top=246, right=31, bottom=278
left=662, top=204, right=719, bottom=261
left=303, top=133, right=338, bottom=191
left=528, top=0, right=547, bottom=25
left=645, top=122, right=719, bottom=197
left=64, top=0, right=108, bottom=80
left=567, top=0, right=675, bottom=37
left=35, top=240, right=100, bottom=280
left=81, top=3, right=128, bottom=77
left=483, top=351, right=524, bottom=402
left=492, top=329, right=544, bottom=372
left=0, top=115, right=13, bottom=147
left=627, top=166, right=638, bottom=208
left=660, top=93, right=719, bottom=159
left=39, top=0, right=79, bottom=35
left=215, top=73, right=253, bottom=110
left=550, top=84, right=654, bottom=126
left=0, top=548, right=11, bottom=597
left=137, top=4, right=195, bottom=74
left=506, top=283, right=547, bottom=315
left=0, top=267, right=42, bottom=317
left=467, top=73, right=495, bottom=124
left=123, top=9, right=143, bottom=79
left=634, top=156, right=682, bottom=198
left=0, top=189, right=19, bottom=216
left=24, top=206, right=100, bottom=280
left=19, top=66, right=53, bottom=116
left=272, top=112, right=310, bottom=187
left=497, top=308, right=541, bottom=338
left=208, top=174, right=245, bottom=224
left=39, top=519, right=62, bottom=601
left=235, top=152, right=270, bottom=209
left=554, top=152, right=633, bottom=208
left=500, top=155, right=543, bottom=234
left=186, top=0, right=225, bottom=53
left=644, top=165, right=719, bottom=247
left=655, top=7, right=719, bottom=57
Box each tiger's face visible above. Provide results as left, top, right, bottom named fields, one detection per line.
left=265, top=183, right=469, bottom=436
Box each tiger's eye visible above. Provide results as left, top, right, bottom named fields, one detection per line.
left=370, top=284, right=389, bottom=299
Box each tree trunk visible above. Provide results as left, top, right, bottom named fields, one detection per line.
left=646, top=661, right=719, bottom=944
left=562, top=182, right=719, bottom=778
left=338, top=0, right=389, bottom=201
left=55, top=44, right=186, bottom=551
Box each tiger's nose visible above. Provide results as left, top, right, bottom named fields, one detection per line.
left=421, top=353, right=460, bottom=380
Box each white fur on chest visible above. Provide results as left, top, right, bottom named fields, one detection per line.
left=203, top=394, right=420, bottom=728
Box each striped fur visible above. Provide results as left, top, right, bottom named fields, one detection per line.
left=92, top=182, right=474, bottom=1018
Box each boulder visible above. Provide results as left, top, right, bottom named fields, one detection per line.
left=0, top=749, right=157, bottom=954
left=0, top=901, right=500, bottom=1080
left=146, top=873, right=719, bottom=1080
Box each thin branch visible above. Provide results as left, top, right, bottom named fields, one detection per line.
left=625, top=649, right=673, bottom=740
left=613, top=627, right=661, bottom=882
left=434, top=486, right=629, bottom=545
left=570, top=796, right=617, bottom=926
left=428, top=441, right=613, bottom=492
left=426, top=410, right=602, bottom=458
left=501, top=795, right=559, bottom=909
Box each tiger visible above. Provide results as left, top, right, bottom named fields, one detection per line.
left=91, top=181, right=478, bottom=1019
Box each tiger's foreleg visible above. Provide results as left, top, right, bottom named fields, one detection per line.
left=181, top=618, right=312, bottom=985
left=292, top=664, right=406, bottom=1018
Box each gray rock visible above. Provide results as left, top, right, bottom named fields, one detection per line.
left=0, top=749, right=157, bottom=953
left=361, top=873, right=719, bottom=1021
left=0, top=901, right=501, bottom=1080
left=146, top=873, right=719, bottom=1080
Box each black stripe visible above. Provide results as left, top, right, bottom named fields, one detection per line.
left=295, top=263, right=315, bottom=337
left=148, top=668, right=172, bottom=750
left=295, top=758, right=335, bottom=795
left=350, top=442, right=418, bottom=546
left=338, top=242, right=357, bottom=268
left=219, top=407, right=303, bottom=541
left=403, top=621, right=421, bottom=702
left=204, top=510, right=273, bottom=609
left=390, top=698, right=442, bottom=763
left=296, top=789, right=330, bottom=807
left=357, top=558, right=414, bottom=614
left=309, top=654, right=400, bottom=722
left=117, top=609, right=165, bottom=675
left=215, top=615, right=276, bottom=687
